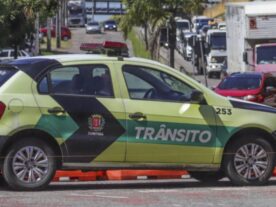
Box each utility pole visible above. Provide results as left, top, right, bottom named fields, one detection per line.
left=199, top=36, right=208, bottom=87
left=46, top=0, right=52, bottom=51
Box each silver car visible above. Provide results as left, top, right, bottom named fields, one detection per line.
left=85, top=22, right=101, bottom=34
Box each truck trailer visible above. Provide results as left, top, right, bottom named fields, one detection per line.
left=226, top=2, right=276, bottom=73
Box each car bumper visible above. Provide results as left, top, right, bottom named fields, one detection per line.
left=86, top=29, right=101, bottom=33
left=207, top=65, right=223, bottom=73
left=104, top=27, right=117, bottom=31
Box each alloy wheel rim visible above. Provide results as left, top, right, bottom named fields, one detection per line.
left=12, top=146, right=49, bottom=183
left=234, top=143, right=268, bottom=180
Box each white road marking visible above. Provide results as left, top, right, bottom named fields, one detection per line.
left=138, top=189, right=179, bottom=193
left=70, top=193, right=128, bottom=199
left=211, top=187, right=250, bottom=191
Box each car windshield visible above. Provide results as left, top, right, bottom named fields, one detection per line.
left=211, top=56, right=226, bottom=63
left=257, top=46, right=276, bottom=64
left=210, top=33, right=226, bottom=50
left=88, top=22, right=99, bottom=26
left=105, top=21, right=116, bottom=25
left=218, top=76, right=261, bottom=90
left=176, top=22, right=189, bottom=30
left=0, top=67, right=17, bottom=87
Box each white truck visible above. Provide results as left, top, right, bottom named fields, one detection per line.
left=205, top=29, right=227, bottom=78
left=226, top=2, right=276, bottom=74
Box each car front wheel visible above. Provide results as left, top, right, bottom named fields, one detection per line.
left=2, top=138, right=57, bottom=191
left=223, top=135, right=275, bottom=186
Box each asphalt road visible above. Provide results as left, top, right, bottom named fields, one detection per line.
left=2, top=178, right=276, bottom=207
left=59, top=27, right=133, bottom=56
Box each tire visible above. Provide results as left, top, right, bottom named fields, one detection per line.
left=2, top=138, right=57, bottom=191
left=223, top=135, right=275, bottom=186
left=189, top=171, right=225, bottom=183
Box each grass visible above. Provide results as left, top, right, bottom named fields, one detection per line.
left=127, top=29, right=150, bottom=59
left=40, top=38, right=72, bottom=56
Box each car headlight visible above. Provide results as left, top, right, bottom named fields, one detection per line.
left=113, top=25, right=116, bottom=28
left=105, top=25, right=108, bottom=28
left=243, top=95, right=257, bottom=101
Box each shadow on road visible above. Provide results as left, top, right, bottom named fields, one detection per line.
left=1, top=179, right=276, bottom=192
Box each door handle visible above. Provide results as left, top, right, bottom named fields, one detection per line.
left=48, top=107, right=65, bottom=116
left=129, top=112, right=147, bottom=121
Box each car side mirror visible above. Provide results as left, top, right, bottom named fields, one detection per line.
left=190, top=90, right=205, bottom=104
left=243, top=52, right=248, bottom=64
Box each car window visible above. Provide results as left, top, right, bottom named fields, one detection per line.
left=0, top=67, right=17, bottom=87
left=38, top=65, right=113, bottom=97
left=123, top=65, right=194, bottom=102
left=218, top=76, right=261, bottom=90
left=0, top=51, right=9, bottom=57
left=88, top=22, right=99, bottom=26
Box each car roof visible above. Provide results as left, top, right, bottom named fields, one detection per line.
left=6, top=54, right=173, bottom=82
left=230, top=72, right=263, bottom=78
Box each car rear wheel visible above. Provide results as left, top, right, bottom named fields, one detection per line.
left=2, top=138, right=57, bottom=191
left=223, top=135, right=274, bottom=186
left=189, top=171, right=225, bottom=183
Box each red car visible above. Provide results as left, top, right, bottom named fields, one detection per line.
left=39, top=26, right=71, bottom=41
left=215, top=72, right=276, bottom=106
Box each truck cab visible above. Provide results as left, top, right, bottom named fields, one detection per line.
left=205, top=30, right=227, bottom=78
left=254, top=43, right=276, bottom=73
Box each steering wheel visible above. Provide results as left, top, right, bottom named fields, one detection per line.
left=144, top=88, right=157, bottom=99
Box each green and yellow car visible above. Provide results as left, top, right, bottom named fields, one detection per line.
left=0, top=54, right=276, bottom=190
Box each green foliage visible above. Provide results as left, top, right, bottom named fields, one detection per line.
left=128, top=29, right=150, bottom=59
left=0, top=0, right=58, bottom=50
left=120, top=0, right=204, bottom=65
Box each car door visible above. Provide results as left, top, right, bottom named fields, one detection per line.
left=33, top=63, right=126, bottom=164
left=118, top=64, right=217, bottom=164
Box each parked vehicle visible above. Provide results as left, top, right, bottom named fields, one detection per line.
left=104, top=20, right=117, bottom=31
left=85, top=21, right=101, bottom=34
left=226, top=2, right=276, bottom=73
left=39, top=26, right=71, bottom=41
left=2, top=55, right=276, bottom=190
left=205, top=30, right=227, bottom=78
left=215, top=72, right=276, bottom=106
left=0, top=49, right=30, bottom=62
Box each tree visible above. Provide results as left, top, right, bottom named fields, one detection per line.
left=0, top=0, right=59, bottom=58
left=120, top=0, right=204, bottom=67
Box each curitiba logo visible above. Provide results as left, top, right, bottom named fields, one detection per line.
left=135, top=124, right=212, bottom=144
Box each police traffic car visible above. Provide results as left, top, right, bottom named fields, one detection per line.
left=0, top=54, right=276, bottom=190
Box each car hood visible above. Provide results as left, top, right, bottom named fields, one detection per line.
left=229, top=98, right=276, bottom=114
